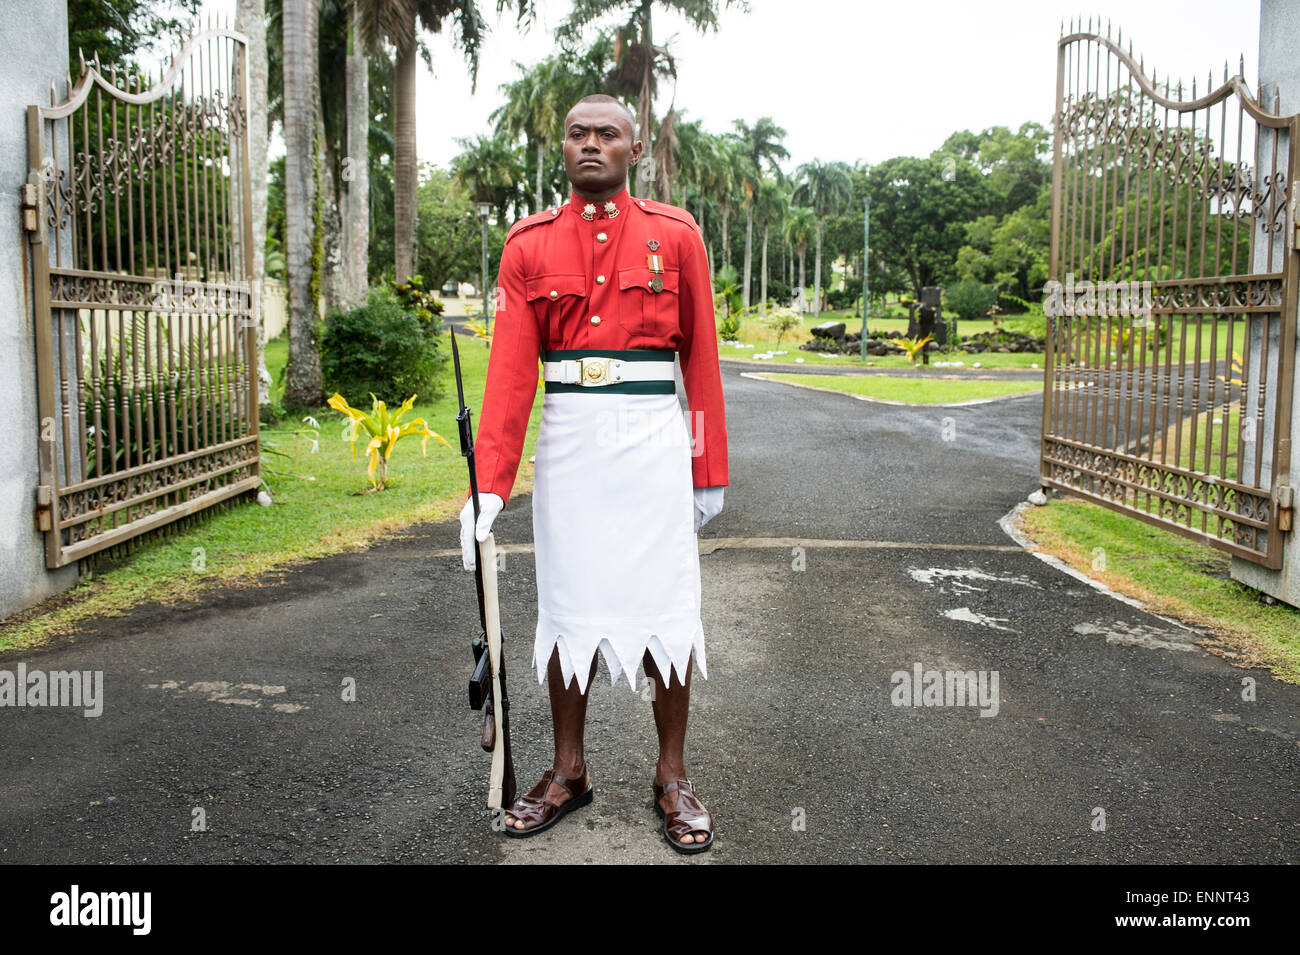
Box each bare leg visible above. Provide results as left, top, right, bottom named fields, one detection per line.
left=643, top=651, right=707, bottom=844
left=504, top=646, right=596, bottom=830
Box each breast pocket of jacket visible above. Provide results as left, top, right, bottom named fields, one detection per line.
left=524, top=273, right=587, bottom=342
left=617, top=267, right=680, bottom=338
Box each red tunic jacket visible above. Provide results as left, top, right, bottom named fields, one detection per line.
left=472, top=188, right=729, bottom=507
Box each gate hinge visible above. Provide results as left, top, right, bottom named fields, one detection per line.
left=1291, top=182, right=1300, bottom=253
left=1278, top=484, right=1294, bottom=533
left=20, top=182, right=39, bottom=234
left=35, top=484, right=52, bottom=532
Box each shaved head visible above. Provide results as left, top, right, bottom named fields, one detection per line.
left=567, top=94, right=636, bottom=137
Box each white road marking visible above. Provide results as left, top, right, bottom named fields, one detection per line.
left=1071, top=618, right=1200, bottom=652
left=145, top=680, right=306, bottom=711
left=941, top=607, right=1018, bottom=632
left=908, top=566, right=1042, bottom=594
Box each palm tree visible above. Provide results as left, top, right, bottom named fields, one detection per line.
left=753, top=178, right=787, bottom=313
left=342, top=0, right=369, bottom=306
left=356, top=0, right=534, bottom=282
left=282, top=0, right=322, bottom=406
left=793, top=159, right=851, bottom=318
left=558, top=0, right=747, bottom=198
left=732, top=117, right=787, bottom=309
left=673, top=117, right=709, bottom=220
left=709, top=135, right=746, bottom=275
left=783, top=206, right=815, bottom=313
left=493, top=54, right=594, bottom=213
left=235, top=0, right=272, bottom=406
left=451, top=132, right=527, bottom=223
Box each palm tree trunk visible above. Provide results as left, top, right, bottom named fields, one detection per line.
left=393, top=29, right=417, bottom=282
left=235, top=0, right=271, bottom=407
left=742, top=199, right=753, bottom=310
left=634, top=0, right=654, bottom=199
left=760, top=225, right=768, bottom=314
left=283, top=0, right=322, bottom=407
left=813, top=220, right=823, bottom=319
left=343, top=5, right=369, bottom=307
left=319, top=127, right=344, bottom=314
left=535, top=139, right=544, bottom=212
left=798, top=247, right=806, bottom=313
left=721, top=203, right=730, bottom=273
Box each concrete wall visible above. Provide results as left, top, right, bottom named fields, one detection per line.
left=0, top=0, right=77, bottom=618
left=1230, top=0, right=1300, bottom=606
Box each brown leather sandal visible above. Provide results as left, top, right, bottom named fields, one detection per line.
left=501, top=766, right=593, bottom=838
left=652, top=779, right=713, bottom=854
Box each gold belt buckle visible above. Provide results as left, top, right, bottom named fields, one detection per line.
left=579, top=356, right=611, bottom=385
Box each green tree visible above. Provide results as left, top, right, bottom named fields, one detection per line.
left=67, top=0, right=200, bottom=74
left=281, top=0, right=322, bottom=407
left=793, top=159, right=852, bottom=317
left=558, top=0, right=749, bottom=198
left=493, top=54, right=593, bottom=213
left=451, top=132, right=528, bottom=223
left=753, top=178, right=788, bottom=312
left=732, top=117, right=788, bottom=308
left=938, top=122, right=1049, bottom=217
left=783, top=205, right=815, bottom=310
left=415, top=166, right=503, bottom=288
left=355, top=0, right=535, bottom=283
left=862, top=155, right=995, bottom=299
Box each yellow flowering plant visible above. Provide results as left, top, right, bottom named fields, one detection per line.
left=327, top=392, right=451, bottom=491
left=896, top=334, right=933, bottom=364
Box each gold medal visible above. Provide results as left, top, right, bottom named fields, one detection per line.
left=649, top=276, right=663, bottom=293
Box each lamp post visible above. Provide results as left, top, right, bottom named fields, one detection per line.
left=861, top=195, right=870, bottom=361
left=478, top=201, right=491, bottom=337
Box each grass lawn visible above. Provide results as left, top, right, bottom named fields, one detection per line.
left=751, top=373, right=1041, bottom=405
left=1018, top=496, right=1300, bottom=683
left=0, top=329, right=542, bottom=652
left=720, top=307, right=1050, bottom=370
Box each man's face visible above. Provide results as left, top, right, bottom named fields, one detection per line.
left=562, top=101, right=642, bottom=199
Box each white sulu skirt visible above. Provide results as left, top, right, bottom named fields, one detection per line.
left=531, top=389, right=706, bottom=694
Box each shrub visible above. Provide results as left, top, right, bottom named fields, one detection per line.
left=388, top=274, right=446, bottom=330
left=944, top=280, right=998, bottom=320
left=321, top=291, right=444, bottom=406
left=827, top=278, right=863, bottom=310
left=765, top=306, right=801, bottom=346
left=327, top=392, right=450, bottom=491
left=717, top=312, right=741, bottom=341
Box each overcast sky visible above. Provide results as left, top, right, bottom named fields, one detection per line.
left=203, top=0, right=1262, bottom=169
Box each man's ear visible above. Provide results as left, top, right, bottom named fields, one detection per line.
left=630, top=139, right=644, bottom=164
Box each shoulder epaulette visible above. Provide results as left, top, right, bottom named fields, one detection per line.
left=505, top=207, right=562, bottom=243
left=636, top=198, right=699, bottom=230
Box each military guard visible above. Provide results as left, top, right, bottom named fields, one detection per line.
left=458, top=94, right=728, bottom=852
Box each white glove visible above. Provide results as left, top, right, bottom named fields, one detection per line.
left=459, top=492, right=504, bottom=571
left=693, top=486, right=725, bottom=533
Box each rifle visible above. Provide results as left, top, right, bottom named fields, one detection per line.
left=451, top=326, right=517, bottom=811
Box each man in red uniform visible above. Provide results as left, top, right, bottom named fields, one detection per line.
left=459, top=94, right=727, bottom=852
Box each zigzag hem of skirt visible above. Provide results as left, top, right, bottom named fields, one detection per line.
left=533, top=610, right=708, bottom=694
